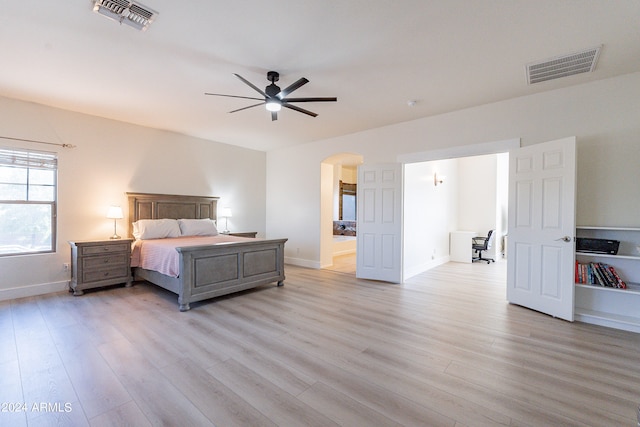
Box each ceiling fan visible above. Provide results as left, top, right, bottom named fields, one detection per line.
left=205, top=71, right=337, bottom=121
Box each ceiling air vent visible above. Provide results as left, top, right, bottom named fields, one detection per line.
left=526, top=46, right=601, bottom=85
left=93, top=0, right=157, bottom=31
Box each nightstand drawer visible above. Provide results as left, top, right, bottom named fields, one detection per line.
left=81, top=243, right=129, bottom=256
left=83, top=266, right=130, bottom=283
left=83, top=253, right=128, bottom=269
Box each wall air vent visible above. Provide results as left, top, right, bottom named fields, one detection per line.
left=93, top=0, right=157, bottom=31
left=526, top=46, right=601, bottom=85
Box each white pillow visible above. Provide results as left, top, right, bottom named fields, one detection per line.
left=132, top=219, right=181, bottom=240
left=178, top=218, right=218, bottom=236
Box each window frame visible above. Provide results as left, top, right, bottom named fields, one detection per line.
left=0, top=147, right=58, bottom=257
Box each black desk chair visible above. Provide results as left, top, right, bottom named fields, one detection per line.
left=472, top=230, right=495, bottom=264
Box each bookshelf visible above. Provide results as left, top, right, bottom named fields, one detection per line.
left=574, top=226, right=640, bottom=333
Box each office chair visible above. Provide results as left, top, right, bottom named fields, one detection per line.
left=472, top=230, right=495, bottom=264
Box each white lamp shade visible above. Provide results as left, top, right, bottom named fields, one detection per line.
left=106, top=206, right=124, bottom=219
left=221, top=207, right=232, bottom=218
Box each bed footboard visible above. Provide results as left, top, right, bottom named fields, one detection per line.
left=173, top=238, right=287, bottom=311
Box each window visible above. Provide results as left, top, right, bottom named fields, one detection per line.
left=0, top=147, right=57, bottom=256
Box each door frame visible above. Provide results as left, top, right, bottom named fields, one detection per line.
left=398, top=139, right=521, bottom=164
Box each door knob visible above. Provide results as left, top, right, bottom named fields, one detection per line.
left=555, top=236, right=572, bottom=242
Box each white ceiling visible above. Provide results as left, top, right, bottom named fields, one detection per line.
left=1, top=1, right=639, bottom=152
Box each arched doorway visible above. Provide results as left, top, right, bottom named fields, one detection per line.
left=320, top=153, right=364, bottom=273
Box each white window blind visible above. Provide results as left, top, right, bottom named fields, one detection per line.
left=0, top=147, right=58, bottom=170
left=0, top=146, right=57, bottom=256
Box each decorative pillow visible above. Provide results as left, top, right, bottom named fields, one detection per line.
left=132, top=219, right=181, bottom=240
left=178, top=218, right=218, bottom=236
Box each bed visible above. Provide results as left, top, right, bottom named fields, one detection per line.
left=127, top=192, right=287, bottom=311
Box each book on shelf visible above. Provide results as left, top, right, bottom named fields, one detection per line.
left=575, top=261, right=627, bottom=289
left=607, top=265, right=628, bottom=289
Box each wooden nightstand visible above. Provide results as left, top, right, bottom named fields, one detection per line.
left=227, top=232, right=257, bottom=238
left=68, top=239, right=133, bottom=296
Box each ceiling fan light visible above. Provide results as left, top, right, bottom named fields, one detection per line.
left=265, top=100, right=281, bottom=112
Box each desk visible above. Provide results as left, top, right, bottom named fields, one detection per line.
left=450, top=231, right=478, bottom=263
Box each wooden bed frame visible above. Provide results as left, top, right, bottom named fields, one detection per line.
left=127, top=192, right=286, bottom=311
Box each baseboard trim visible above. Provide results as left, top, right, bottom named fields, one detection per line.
left=575, top=311, right=640, bottom=334
left=285, top=257, right=321, bottom=269
left=0, top=280, right=69, bottom=301
left=404, top=256, right=450, bottom=280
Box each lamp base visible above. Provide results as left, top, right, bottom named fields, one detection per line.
left=109, top=219, right=121, bottom=240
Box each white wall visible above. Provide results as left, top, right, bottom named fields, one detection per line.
left=0, top=97, right=266, bottom=299
left=457, top=154, right=497, bottom=232
left=342, top=166, right=357, bottom=183
left=320, top=162, right=334, bottom=268
left=457, top=154, right=498, bottom=259
left=403, top=159, right=458, bottom=278
left=267, top=72, right=640, bottom=268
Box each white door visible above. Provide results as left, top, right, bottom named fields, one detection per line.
left=507, top=137, right=576, bottom=321
left=356, top=163, right=403, bottom=283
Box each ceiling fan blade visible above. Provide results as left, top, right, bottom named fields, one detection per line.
left=281, top=97, right=337, bottom=103
left=228, top=102, right=265, bottom=114
left=233, top=73, right=269, bottom=98
left=271, top=111, right=278, bottom=121
left=283, top=103, right=318, bottom=117
left=205, top=93, right=263, bottom=101
left=277, top=77, right=309, bottom=99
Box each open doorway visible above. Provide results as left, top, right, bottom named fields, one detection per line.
left=399, top=138, right=519, bottom=281
left=403, top=152, right=509, bottom=279
left=320, top=153, right=363, bottom=274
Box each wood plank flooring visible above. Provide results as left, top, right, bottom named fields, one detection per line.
left=325, top=253, right=356, bottom=275
left=2, top=260, right=640, bottom=426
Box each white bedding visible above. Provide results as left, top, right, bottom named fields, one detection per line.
left=131, top=235, right=254, bottom=278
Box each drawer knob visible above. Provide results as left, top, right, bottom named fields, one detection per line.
left=104, top=259, right=110, bottom=263
left=104, top=272, right=110, bottom=277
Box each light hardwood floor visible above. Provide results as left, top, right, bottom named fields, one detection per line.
left=2, top=261, right=640, bottom=426
left=325, top=253, right=356, bottom=275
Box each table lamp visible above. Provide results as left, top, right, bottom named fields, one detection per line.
left=220, top=207, right=232, bottom=234
left=106, top=206, right=123, bottom=239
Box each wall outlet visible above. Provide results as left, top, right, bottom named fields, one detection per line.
left=63, top=263, right=70, bottom=271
